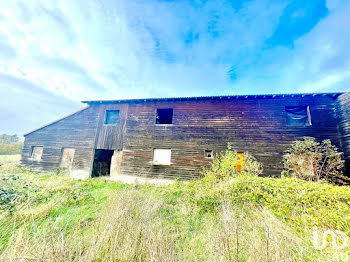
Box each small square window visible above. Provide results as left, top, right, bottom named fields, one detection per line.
left=31, top=146, right=43, bottom=161
left=156, top=108, right=173, bottom=124
left=285, top=106, right=311, bottom=126
left=205, top=150, right=213, bottom=158
left=105, top=110, right=120, bottom=125
left=153, top=149, right=171, bottom=165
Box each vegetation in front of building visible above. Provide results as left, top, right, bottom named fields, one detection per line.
left=282, top=137, right=349, bottom=185
left=0, top=139, right=349, bottom=261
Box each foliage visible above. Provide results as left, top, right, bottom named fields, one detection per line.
left=0, top=159, right=350, bottom=261
left=0, top=134, right=20, bottom=144
left=0, top=142, right=23, bottom=155
left=282, top=137, right=348, bottom=185
left=0, top=134, right=23, bottom=155
left=0, top=166, right=44, bottom=213
left=201, top=143, right=263, bottom=183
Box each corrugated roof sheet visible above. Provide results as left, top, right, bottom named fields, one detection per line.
left=82, top=92, right=344, bottom=104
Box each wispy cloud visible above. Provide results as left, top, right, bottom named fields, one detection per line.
left=0, top=0, right=349, bottom=134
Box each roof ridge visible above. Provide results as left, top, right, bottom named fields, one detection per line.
left=82, top=92, right=344, bottom=104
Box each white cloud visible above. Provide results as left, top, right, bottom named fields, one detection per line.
left=299, top=70, right=350, bottom=92
left=292, top=1, right=350, bottom=92
left=0, top=0, right=349, bottom=134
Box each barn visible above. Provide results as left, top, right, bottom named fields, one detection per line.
left=21, top=92, right=350, bottom=182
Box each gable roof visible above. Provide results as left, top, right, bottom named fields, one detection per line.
left=24, top=106, right=90, bottom=136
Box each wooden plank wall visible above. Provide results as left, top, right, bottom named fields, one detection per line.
left=94, top=103, right=128, bottom=150
left=336, top=93, right=350, bottom=175
left=21, top=106, right=99, bottom=177
left=22, top=94, right=345, bottom=180
left=120, top=95, right=342, bottom=179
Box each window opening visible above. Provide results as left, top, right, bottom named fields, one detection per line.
left=156, top=108, right=173, bottom=124
left=205, top=150, right=213, bottom=158
left=105, top=110, right=120, bottom=125
left=285, top=106, right=311, bottom=126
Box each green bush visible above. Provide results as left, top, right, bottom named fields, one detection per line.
left=282, top=137, right=348, bottom=185
left=1, top=162, right=350, bottom=261
left=0, top=142, right=23, bottom=155
left=201, top=143, right=263, bottom=183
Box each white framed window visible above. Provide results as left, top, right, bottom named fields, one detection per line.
left=153, top=149, right=171, bottom=165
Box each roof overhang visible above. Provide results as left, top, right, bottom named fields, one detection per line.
left=82, top=92, right=344, bottom=105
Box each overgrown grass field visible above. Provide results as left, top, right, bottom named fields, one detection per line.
left=0, top=158, right=349, bottom=261
left=0, top=154, right=21, bottom=164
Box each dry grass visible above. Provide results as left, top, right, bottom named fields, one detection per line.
left=0, top=190, right=331, bottom=262
left=0, top=155, right=20, bottom=164
left=0, top=161, right=348, bottom=261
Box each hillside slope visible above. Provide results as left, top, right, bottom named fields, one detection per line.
left=0, top=162, right=349, bottom=261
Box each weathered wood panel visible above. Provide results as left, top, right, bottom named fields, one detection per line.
left=95, top=104, right=128, bottom=150
left=336, top=93, right=350, bottom=175
left=22, top=93, right=347, bottom=180
left=21, top=106, right=100, bottom=178
left=120, top=95, right=342, bottom=179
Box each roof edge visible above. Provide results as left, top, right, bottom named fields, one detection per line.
left=24, top=106, right=90, bottom=137
left=82, top=92, right=344, bottom=104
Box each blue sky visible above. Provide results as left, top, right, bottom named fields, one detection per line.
left=0, top=0, right=349, bottom=134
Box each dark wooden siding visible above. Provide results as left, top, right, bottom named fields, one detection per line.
left=336, top=93, right=350, bottom=175
left=21, top=106, right=100, bottom=177
left=95, top=104, right=128, bottom=150
left=22, top=94, right=346, bottom=180
left=120, top=95, right=342, bottom=179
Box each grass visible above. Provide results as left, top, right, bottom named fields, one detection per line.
left=0, top=160, right=349, bottom=261
left=0, top=154, right=21, bottom=164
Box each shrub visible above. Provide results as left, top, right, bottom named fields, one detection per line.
left=282, top=137, right=348, bottom=185
left=201, top=143, right=263, bottom=182
left=0, top=142, right=23, bottom=155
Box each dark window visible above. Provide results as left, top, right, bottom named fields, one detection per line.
left=105, top=110, right=119, bottom=125
left=285, top=106, right=311, bottom=126
left=156, top=108, right=173, bottom=124
left=205, top=150, right=213, bottom=158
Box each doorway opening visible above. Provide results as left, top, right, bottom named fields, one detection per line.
left=92, top=149, right=114, bottom=177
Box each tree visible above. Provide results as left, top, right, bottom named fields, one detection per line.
left=0, top=134, right=19, bottom=144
